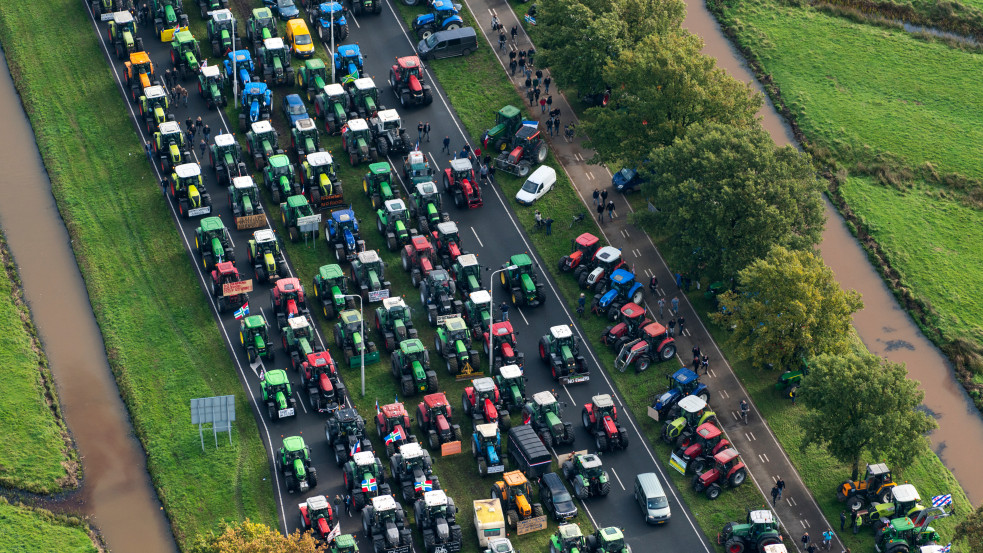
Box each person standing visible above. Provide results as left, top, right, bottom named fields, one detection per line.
left=186, top=128, right=195, bottom=144
left=840, top=511, right=847, bottom=532
left=498, top=31, right=506, bottom=51
left=677, top=316, right=685, bottom=334
left=195, top=116, right=203, bottom=134
left=544, top=75, right=551, bottom=93
left=527, top=87, right=535, bottom=106
left=596, top=202, right=605, bottom=224
left=539, top=97, right=547, bottom=113
left=532, top=76, right=539, bottom=90
left=546, top=95, right=553, bottom=112
left=418, top=121, right=424, bottom=141
left=692, top=354, right=700, bottom=373
left=701, top=354, right=709, bottom=374
left=202, top=124, right=211, bottom=143
left=657, top=297, right=665, bottom=318
left=509, top=58, right=517, bottom=76
left=500, top=301, right=509, bottom=322
left=518, top=54, right=526, bottom=75
left=671, top=296, right=679, bottom=313
left=334, top=495, right=343, bottom=520
left=524, top=76, right=532, bottom=89
left=344, top=493, right=352, bottom=517
left=771, top=485, right=780, bottom=505
left=592, top=188, right=600, bottom=206
left=544, top=217, right=553, bottom=236
left=186, top=117, right=194, bottom=133
left=199, top=138, right=207, bottom=156
left=182, top=86, right=189, bottom=107
left=692, top=345, right=701, bottom=359
left=510, top=25, right=518, bottom=43
left=423, top=121, right=431, bottom=142
left=442, top=136, right=451, bottom=154
left=144, top=140, right=153, bottom=163
left=600, top=188, right=608, bottom=205
left=801, top=532, right=810, bottom=549
left=606, top=199, right=615, bottom=221
left=667, top=318, right=676, bottom=337
left=776, top=477, right=785, bottom=500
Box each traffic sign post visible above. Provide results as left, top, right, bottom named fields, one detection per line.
left=190, top=395, right=237, bottom=450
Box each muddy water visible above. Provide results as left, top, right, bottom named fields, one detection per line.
left=0, top=52, right=178, bottom=551
left=684, top=0, right=983, bottom=503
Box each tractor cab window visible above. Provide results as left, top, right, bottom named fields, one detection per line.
left=404, top=66, right=420, bottom=79
left=384, top=119, right=400, bottom=131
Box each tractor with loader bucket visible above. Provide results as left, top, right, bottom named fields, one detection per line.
left=170, top=30, right=201, bottom=79
left=292, top=118, right=323, bottom=160
left=125, top=51, right=158, bottom=104
left=482, top=105, right=523, bottom=152
left=310, top=2, right=350, bottom=42
left=490, top=470, right=544, bottom=529
left=661, top=394, right=716, bottom=445
left=837, top=462, right=897, bottom=512
left=391, top=442, right=441, bottom=503
left=421, top=269, right=462, bottom=326
left=225, top=49, right=255, bottom=91
left=559, top=232, right=602, bottom=273
left=493, top=364, right=525, bottom=412
left=301, top=151, right=343, bottom=210
left=261, top=369, right=298, bottom=422
left=364, top=162, right=400, bottom=210
left=209, top=261, right=249, bottom=314
left=108, top=11, right=143, bottom=61
left=389, top=55, right=434, bottom=107
left=247, top=229, right=286, bottom=283
left=334, top=44, right=364, bottom=86
left=298, top=495, right=336, bottom=542
left=326, top=407, right=375, bottom=466
left=198, top=65, right=227, bottom=109
left=435, top=317, right=478, bottom=375
left=361, top=494, right=412, bottom=553
left=375, top=401, right=418, bottom=457
left=562, top=453, right=611, bottom=499
left=577, top=246, right=624, bottom=293
left=206, top=9, right=237, bottom=58
left=650, top=368, right=709, bottom=421
left=282, top=315, right=325, bottom=371
left=270, top=277, right=311, bottom=328
left=258, top=37, right=294, bottom=87
left=240, top=314, right=275, bottom=363
left=239, top=82, right=274, bottom=132
left=717, top=510, right=783, bottom=553
left=472, top=423, right=505, bottom=476
left=315, top=82, right=351, bottom=135
left=280, top=194, right=319, bottom=243
left=494, top=124, right=547, bottom=178
left=342, top=119, right=378, bottom=166
left=300, top=350, right=346, bottom=413
left=335, top=309, right=380, bottom=367
left=246, top=7, right=279, bottom=53
left=670, top=421, right=730, bottom=475
left=343, top=451, right=391, bottom=509
left=313, top=264, right=354, bottom=319
left=195, top=216, right=233, bottom=272
left=377, top=199, right=416, bottom=252
left=485, top=321, right=523, bottom=372
left=462, top=290, right=493, bottom=337
left=500, top=254, right=546, bottom=307
left=139, top=85, right=172, bottom=134
left=539, top=325, right=589, bottom=384
left=417, top=392, right=463, bottom=451
left=211, top=134, right=247, bottom=187
left=168, top=163, right=212, bottom=218
left=351, top=249, right=391, bottom=300
left=152, top=0, right=189, bottom=42
left=463, top=377, right=511, bottom=431
left=265, top=153, right=301, bottom=203
left=277, top=435, right=318, bottom=493
left=523, top=390, right=574, bottom=448
left=591, top=269, right=644, bottom=320
left=391, top=338, right=438, bottom=396
left=408, top=181, right=448, bottom=235
left=325, top=208, right=366, bottom=262
left=450, top=253, right=481, bottom=295
left=246, top=120, right=281, bottom=170
left=442, top=158, right=483, bottom=209
left=582, top=394, right=629, bottom=452
left=614, top=322, right=677, bottom=374
left=431, top=222, right=467, bottom=270
left=692, top=448, right=747, bottom=500
left=370, top=109, right=412, bottom=156
left=375, top=297, right=418, bottom=352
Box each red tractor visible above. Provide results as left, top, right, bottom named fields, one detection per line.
left=484, top=321, right=524, bottom=371
left=581, top=394, right=629, bottom=452
left=210, top=261, right=249, bottom=314
left=558, top=233, right=601, bottom=273
left=462, top=377, right=511, bottom=431
left=299, top=351, right=347, bottom=413
left=430, top=221, right=466, bottom=269
left=270, top=277, right=311, bottom=328
left=389, top=55, right=434, bottom=107
left=298, top=495, right=336, bottom=541
left=600, top=303, right=652, bottom=352
left=401, top=234, right=437, bottom=288
left=442, top=157, right=483, bottom=209
left=669, top=422, right=730, bottom=474
left=693, top=448, right=747, bottom=500
left=416, top=392, right=463, bottom=450
left=613, top=322, right=677, bottom=373
left=376, top=401, right=419, bottom=457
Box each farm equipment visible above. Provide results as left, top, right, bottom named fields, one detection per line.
left=375, top=297, right=418, bottom=352
left=577, top=246, right=624, bottom=292
left=389, top=55, right=434, bottom=107
left=124, top=52, right=157, bottom=103
left=600, top=303, right=651, bottom=351
left=587, top=527, right=631, bottom=553
left=350, top=77, right=383, bottom=118
left=361, top=495, right=412, bottom=553
left=462, top=290, right=493, bottom=337
left=582, top=394, right=629, bottom=452
left=650, top=368, right=709, bottom=421
left=562, top=453, right=610, bottom=499
left=93, top=0, right=126, bottom=18
left=211, top=134, right=247, bottom=188
left=591, top=269, right=644, bottom=320
left=408, top=181, right=447, bottom=234
left=342, top=119, right=378, bottom=165
left=494, top=124, right=547, bottom=178
left=500, top=254, right=546, bottom=307
left=266, top=154, right=301, bottom=202
left=301, top=151, right=343, bottom=209
left=375, top=402, right=418, bottom=457
left=195, top=216, right=233, bottom=272
left=108, top=11, right=143, bottom=61
left=837, top=463, right=897, bottom=512
left=482, top=105, right=522, bottom=152
left=206, top=9, right=236, bottom=57
left=324, top=208, right=366, bottom=262
left=258, top=37, right=295, bottom=86
left=391, top=442, right=441, bottom=503
left=863, top=484, right=926, bottom=528
left=270, top=277, right=311, bottom=327
left=364, top=162, right=400, bottom=210
left=209, top=261, right=249, bottom=314
left=472, top=423, right=505, bottom=476
left=415, top=490, right=463, bottom=553
left=351, top=250, right=391, bottom=300
left=170, top=30, right=201, bottom=79
left=484, top=322, right=523, bottom=372
left=239, top=82, right=274, bottom=131
left=420, top=269, right=462, bottom=326
left=539, top=325, right=589, bottom=384
left=282, top=316, right=324, bottom=371
left=390, top=338, right=438, bottom=396
left=247, top=229, right=285, bottom=283
left=412, top=0, right=464, bottom=40
left=692, top=448, right=747, bottom=500
left=873, top=516, right=939, bottom=553
left=292, top=118, right=322, bottom=160
left=246, top=7, right=279, bottom=53
left=240, top=314, right=275, bottom=363
left=344, top=451, right=391, bottom=509
left=370, top=110, right=412, bottom=156
left=246, top=120, right=281, bottom=170
left=507, top=424, right=552, bottom=478
left=313, top=264, right=351, bottom=319
left=298, top=58, right=331, bottom=102
left=334, top=44, right=364, bottom=85
left=277, top=436, right=318, bottom=493
left=335, top=309, right=380, bottom=367
left=403, top=150, right=436, bottom=186
left=493, top=365, right=525, bottom=412
left=298, top=495, right=336, bottom=542
left=139, top=85, right=171, bottom=134
left=450, top=253, right=481, bottom=295
left=326, top=407, right=375, bottom=466
left=661, top=395, right=716, bottom=445
left=197, top=65, right=227, bottom=109
left=717, top=510, right=783, bottom=553
left=549, top=524, right=586, bottom=553
left=417, top=392, right=463, bottom=450
left=522, top=390, right=574, bottom=447
left=669, top=422, right=730, bottom=475
left=776, top=362, right=808, bottom=400
left=168, top=163, right=212, bottom=218
left=401, top=235, right=437, bottom=288
left=152, top=0, right=189, bottom=42
left=261, top=369, right=298, bottom=421
left=430, top=222, right=467, bottom=269
left=300, top=351, right=346, bottom=413
left=310, top=2, right=349, bottom=42
left=345, top=0, right=382, bottom=16
left=490, top=470, right=544, bottom=528
left=463, top=377, right=511, bottom=430
left=613, top=322, right=678, bottom=374
left=315, top=82, right=351, bottom=134
left=327, top=534, right=359, bottom=553
left=442, top=157, right=483, bottom=209
left=559, top=233, right=601, bottom=273
left=280, top=194, right=318, bottom=243
left=225, top=49, right=254, bottom=91
left=377, top=200, right=416, bottom=252
left=198, top=0, right=229, bottom=19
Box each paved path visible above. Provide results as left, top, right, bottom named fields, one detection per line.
left=459, top=0, right=844, bottom=549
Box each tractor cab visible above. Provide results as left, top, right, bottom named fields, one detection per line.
left=299, top=495, right=333, bottom=537
left=531, top=390, right=562, bottom=418
left=593, top=527, right=626, bottom=553
left=483, top=104, right=522, bottom=150
left=111, top=10, right=137, bottom=37
left=463, top=290, right=492, bottom=334
left=241, top=82, right=273, bottom=128
left=393, top=56, right=423, bottom=88
left=553, top=524, right=585, bottom=551
left=334, top=44, right=364, bottom=85
left=583, top=246, right=624, bottom=290
left=653, top=368, right=706, bottom=410
left=198, top=65, right=226, bottom=108
left=248, top=7, right=279, bottom=44
left=413, top=181, right=442, bottom=216
left=381, top=199, right=410, bottom=230
left=316, top=82, right=350, bottom=131
left=231, top=176, right=262, bottom=215
left=350, top=78, right=380, bottom=114
left=433, top=221, right=461, bottom=254
left=171, top=30, right=202, bottom=74
left=156, top=120, right=184, bottom=157
left=170, top=163, right=211, bottom=217
left=383, top=296, right=411, bottom=323
left=588, top=394, right=617, bottom=420
left=208, top=9, right=236, bottom=56
left=129, top=51, right=155, bottom=83
left=451, top=253, right=481, bottom=293
left=560, top=232, right=601, bottom=272
left=661, top=394, right=714, bottom=443
left=240, top=314, right=272, bottom=362
left=273, top=277, right=307, bottom=320
left=475, top=422, right=501, bottom=450
left=141, top=85, right=171, bottom=132
left=447, top=157, right=475, bottom=182
left=694, top=447, right=747, bottom=499
left=404, top=150, right=435, bottom=185
left=445, top=157, right=482, bottom=208
left=375, top=109, right=402, bottom=133
left=872, top=484, right=924, bottom=522
left=225, top=49, right=254, bottom=88
left=595, top=268, right=643, bottom=315
left=863, top=463, right=894, bottom=493
left=292, top=118, right=321, bottom=157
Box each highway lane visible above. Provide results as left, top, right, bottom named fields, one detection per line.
left=85, top=1, right=715, bottom=551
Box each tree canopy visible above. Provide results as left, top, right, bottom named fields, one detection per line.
left=192, top=520, right=325, bottom=553
left=713, top=246, right=863, bottom=369
left=644, top=122, right=825, bottom=282
left=955, top=504, right=983, bottom=549
left=797, top=352, right=937, bottom=479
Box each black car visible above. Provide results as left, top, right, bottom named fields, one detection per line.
left=539, top=471, right=578, bottom=522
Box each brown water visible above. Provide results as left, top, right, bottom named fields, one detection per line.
left=684, top=0, right=983, bottom=504
left=0, top=51, right=178, bottom=551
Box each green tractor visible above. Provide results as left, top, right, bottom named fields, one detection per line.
left=562, top=453, right=610, bottom=499
left=776, top=358, right=808, bottom=400
left=301, top=151, right=343, bottom=210
left=390, top=338, right=438, bottom=396
left=874, top=507, right=951, bottom=553
left=246, top=7, right=279, bottom=53
left=350, top=250, right=391, bottom=300
left=341, top=118, right=377, bottom=166
left=661, top=395, right=716, bottom=445
left=138, top=85, right=172, bottom=134
left=863, top=484, right=927, bottom=529
left=292, top=118, right=323, bottom=161
left=168, top=163, right=213, bottom=218
left=206, top=9, right=237, bottom=57
left=277, top=436, right=318, bottom=493
left=363, top=162, right=400, bottom=210
left=194, top=216, right=233, bottom=272
left=152, top=0, right=189, bottom=42
left=282, top=315, right=325, bottom=371
left=326, top=534, right=358, bottom=553
left=261, top=369, right=298, bottom=422
left=376, top=199, right=416, bottom=252
left=170, top=30, right=202, bottom=79
left=481, top=105, right=523, bottom=152
left=108, top=11, right=143, bottom=61
left=258, top=37, right=295, bottom=87
left=462, top=290, right=493, bottom=338
left=197, top=0, right=229, bottom=20
left=586, top=527, right=630, bottom=553
left=152, top=121, right=191, bottom=173
left=374, top=296, right=418, bottom=352
left=213, top=134, right=248, bottom=188
left=523, top=390, right=574, bottom=448
left=450, top=253, right=482, bottom=296
left=298, top=58, right=331, bottom=102
left=246, top=120, right=283, bottom=170
left=434, top=317, right=479, bottom=376
left=494, top=364, right=526, bottom=412
left=247, top=229, right=285, bottom=283
left=500, top=254, right=546, bottom=307
left=717, top=510, right=783, bottom=553
left=549, top=524, right=587, bottom=553
left=197, top=65, right=227, bottom=109
left=281, top=194, right=318, bottom=243
left=343, top=451, right=392, bottom=509
left=335, top=309, right=380, bottom=368
left=313, top=264, right=355, bottom=319
left=402, top=150, right=436, bottom=187
left=265, top=154, right=302, bottom=203
left=408, top=181, right=448, bottom=235
left=349, top=77, right=383, bottom=119
left=539, top=325, right=590, bottom=384
left=92, top=0, right=127, bottom=18
left=240, top=314, right=275, bottom=363
left=314, top=82, right=351, bottom=135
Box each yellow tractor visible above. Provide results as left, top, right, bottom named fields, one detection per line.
left=837, top=462, right=897, bottom=511
left=489, top=470, right=544, bottom=529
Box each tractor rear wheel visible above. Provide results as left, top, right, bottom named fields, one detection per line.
left=724, top=539, right=746, bottom=553
left=705, top=483, right=722, bottom=500
left=506, top=510, right=518, bottom=529
left=729, top=468, right=747, bottom=487
left=659, top=343, right=677, bottom=361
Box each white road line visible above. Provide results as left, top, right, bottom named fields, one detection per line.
left=803, top=519, right=810, bottom=528
left=586, top=171, right=594, bottom=181
left=788, top=496, right=797, bottom=506
left=745, top=432, right=754, bottom=442
left=709, top=368, right=717, bottom=378
left=610, top=467, right=626, bottom=491
left=719, top=389, right=729, bottom=398
left=516, top=306, right=529, bottom=326
left=562, top=385, right=576, bottom=405
left=758, top=453, right=770, bottom=463
left=296, top=391, right=309, bottom=413
left=623, top=228, right=630, bottom=237
left=470, top=226, right=484, bottom=248
left=731, top=412, right=739, bottom=422
left=800, top=520, right=807, bottom=528
left=749, top=431, right=756, bottom=441
left=427, top=152, right=442, bottom=171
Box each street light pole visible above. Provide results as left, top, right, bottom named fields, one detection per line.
left=231, top=14, right=237, bottom=106
left=488, top=265, right=517, bottom=365
left=330, top=7, right=336, bottom=83
left=335, top=293, right=365, bottom=397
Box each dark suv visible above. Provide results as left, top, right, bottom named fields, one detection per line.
left=539, top=471, right=578, bottom=522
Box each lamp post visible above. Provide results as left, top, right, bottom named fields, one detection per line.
left=487, top=265, right=517, bottom=363
left=335, top=293, right=365, bottom=397
left=231, top=13, right=237, bottom=105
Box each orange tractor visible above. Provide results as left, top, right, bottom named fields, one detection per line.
left=125, top=51, right=157, bottom=103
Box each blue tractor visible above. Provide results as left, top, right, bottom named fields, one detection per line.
left=324, top=208, right=366, bottom=262
left=591, top=268, right=644, bottom=321
left=224, top=49, right=254, bottom=90
left=650, top=368, right=710, bottom=421
left=238, top=81, right=273, bottom=132
left=334, top=44, right=364, bottom=86
left=472, top=423, right=505, bottom=477
left=310, top=2, right=349, bottom=42
left=412, top=0, right=464, bottom=40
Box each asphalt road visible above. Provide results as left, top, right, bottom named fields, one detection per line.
left=84, top=1, right=715, bottom=551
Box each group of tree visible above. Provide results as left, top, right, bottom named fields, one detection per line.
left=192, top=520, right=325, bottom=553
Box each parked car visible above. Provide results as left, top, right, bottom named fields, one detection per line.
left=612, top=167, right=645, bottom=193
left=515, top=165, right=556, bottom=205
left=282, top=94, right=309, bottom=125
left=265, top=0, right=300, bottom=20
left=417, top=27, right=477, bottom=60
left=539, top=471, right=578, bottom=522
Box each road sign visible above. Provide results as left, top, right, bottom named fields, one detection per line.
left=368, top=289, right=390, bottom=302
left=297, top=214, right=322, bottom=234
left=222, top=279, right=253, bottom=297
left=235, top=214, right=267, bottom=230
left=515, top=515, right=547, bottom=535
left=190, top=395, right=236, bottom=450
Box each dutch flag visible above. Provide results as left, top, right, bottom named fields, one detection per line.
left=350, top=440, right=362, bottom=457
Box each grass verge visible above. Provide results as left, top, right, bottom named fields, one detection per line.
left=0, top=497, right=101, bottom=553
left=0, top=0, right=277, bottom=548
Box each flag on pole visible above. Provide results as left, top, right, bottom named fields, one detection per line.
left=375, top=399, right=381, bottom=414
left=325, top=523, right=341, bottom=542
left=350, top=440, right=362, bottom=457
left=940, top=543, right=951, bottom=553
left=384, top=427, right=404, bottom=445
left=414, top=479, right=433, bottom=493
left=931, top=494, right=953, bottom=508
left=233, top=303, right=250, bottom=320
left=361, top=478, right=377, bottom=493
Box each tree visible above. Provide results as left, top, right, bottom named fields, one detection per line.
left=797, top=352, right=937, bottom=480
left=955, top=504, right=983, bottom=549
left=579, top=32, right=761, bottom=166
left=643, top=122, right=825, bottom=282
left=713, top=246, right=863, bottom=370
left=191, top=520, right=325, bottom=553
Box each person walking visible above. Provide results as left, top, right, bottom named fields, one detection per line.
left=657, top=297, right=665, bottom=318
left=806, top=545, right=817, bottom=553
left=771, top=485, right=780, bottom=505
left=667, top=318, right=676, bottom=337
left=423, top=121, right=430, bottom=142
left=677, top=316, right=685, bottom=334
left=606, top=199, right=615, bottom=221
left=182, top=87, right=189, bottom=107
left=186, top=128, right=195, bottom=144
left=202, top=124, right=211, bottom=143
left=532, top=76, right=539, bottom=90
left=671, top=296, right=679, bottom=313
left=600, top=188, right=608, bottom=204
left=701, top=353, right=709, bottom=374
left=533, top=87, right=541, bottom=102
left=195, top=116, right=203, bottom=134
left=509, top=59, right=517, bottom=76
left=822, top=529, right=833, bottom=550
left=500, top=301, right=509, bottom=322
left=692, top=345, right=701, bottom=359
left=544, top=217, right=553, bottom=236
left=539, top=97, right=547, bottom=113
left=527, top=88, right=535, bottom=107
left=546, top=95, right=552, bottom=112
left=518, top=55, right=526, bottom=75
left=186, top=116, right=194, bottom=133
left=510, top=25, right=518, bottom=43
left=547, top=118, right=554, bottom=137
left=564, top=124, right=573, bottom=142
left=199, top=138, right=207, bottom=156
left=692, top=354, right=701, bottom=373
left=442, top=136, right=451, bottom=154
left=344, top=493, right=352, bottom=517
left=592, top=188, right=600, bottom=206
left=417, top=121, right=424, bottom=141
left=334, top=495, right=343, bottom=520
left=801, top=532, right=810, bottom=549
left=840, top=511, right=847, bottom=532
left=144, top=140, right=153, bottom=163
left=544, top=75, right=551, bottom=93
left=164, top=68, right=173, bottom=88
left=776, top=477, right=785, bottom=500
left=499, top=31, right=506, bottom=51
left=524, top=76, right=532, bottom=89
left=596, top=202, right=605, bottom=224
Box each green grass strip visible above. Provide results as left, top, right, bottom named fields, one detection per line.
left=0, top=498, right=100, bottom=553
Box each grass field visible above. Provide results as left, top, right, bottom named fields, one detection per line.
left=0, top=499, right=100, bottom=553
left=0, top=232, right=76, bottom=494
left=0, top=0, right=277, bottom=548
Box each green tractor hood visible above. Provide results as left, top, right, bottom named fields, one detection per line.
left=293, top=458, right=307, bottom=480
left=393, top=219, right=406, bottom=238
left=164, top=5, right=177, bottom=24
left=279, top=174, right=291, bottom=195
left=355, top=137, right=368, bottom=156
left=545, top=410, right=563, bottom=428
left=454, top=340, right=468, bottom=357
left=367, top=269, right=380, bottom=289
left=183, top=50, right=200, bottom=72
left=298, top=336, right=314, bottom=357
left=123, top=30, right=135, bottom=48
left=331, top=285, right=345, bottom=306
left=520, top=273, right=535, bottom=295
left=263, top=251, right=276, bottom=273
left=364, top=96, right=377, bottom=113
left=560, top=344, right=574, bottom=365
left=208, top=82, right=221, bottom=101
left=425, top=202, right=439, bottom=220
left=275, top=389, right=288, bottom=410
left=261, top=139, right=275, bottom=157
left=332, top=100, right=346, bottom=123
left=466, top=274, right=479, bottom=291
left=380, top=181, right=393, bottom=199
left=168, top=143, right=182, bottom=163
left=261, top=27, right=273, bottom=41
left=411, top=359, right=426, bottom=384
left=253, top=333, right=266, bottom=351
left=210, top=236, right=226, bottom=262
